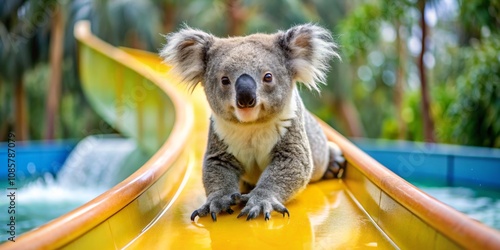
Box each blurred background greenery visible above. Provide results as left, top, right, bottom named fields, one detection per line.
left=1, top=0, right=499, bottom=147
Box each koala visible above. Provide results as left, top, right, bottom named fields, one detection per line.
left=160, top=23, right=345, bottom=222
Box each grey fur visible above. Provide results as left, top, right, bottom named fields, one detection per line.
left=160, top=24, right=344, bottom=221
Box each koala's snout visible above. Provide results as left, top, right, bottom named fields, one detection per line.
left=235, top=74, right=257, bottom=109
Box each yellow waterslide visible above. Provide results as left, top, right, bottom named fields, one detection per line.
left=2, top=21, right=500, bottom=249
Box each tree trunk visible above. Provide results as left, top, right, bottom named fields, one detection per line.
left=0, top=78, right=7, bottom=141
left=417, top=0, right=435, bottom=142
left=226, top=0, right=245, bottom=36
left=14, top=79, right=29, bottom=141
left=335, top=100, right=364, bottom=137
left=395, top=22, right=406, bottom=139
left=45, top=6, right=64, bottom=140
left=163, top=2, right=176, bottom=33
left=331, top=61, right=365, bottom=137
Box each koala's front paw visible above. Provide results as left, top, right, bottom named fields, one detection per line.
left=237, top=189, right=290, bottom=221
left=323, top=141, right=346, bottom=179
left=191, top=192, right=241, bottom=222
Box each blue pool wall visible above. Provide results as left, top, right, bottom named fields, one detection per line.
left=353, top=139, right=500, bottom=189
left=0, top=140, right=76, bottom=182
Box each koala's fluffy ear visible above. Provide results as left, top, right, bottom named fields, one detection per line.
left=278, top=24, right=340, bottom=91
left=160, top=27, right=214, bottom=89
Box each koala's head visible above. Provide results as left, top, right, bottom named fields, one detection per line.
left=160, top=24, right=339, bottom=124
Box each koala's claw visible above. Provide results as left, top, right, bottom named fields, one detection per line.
left=264, top=212, right=271, bottom=221
left=247, top=206, right=263, bottom=221
left=190, top=192, right=242, bottom=222
left=324, top=142, right=346, bottom=179
left=190, top=210, right=200, bottom=221
left=238, top=204, right=289, bottom=221
left=237, top=192, right=289, bottom=221
left=236, top=212, right=245, bottom=219
left=236, top=210, right=259, bottom=221
left=279, top=208, right=290, bottom=218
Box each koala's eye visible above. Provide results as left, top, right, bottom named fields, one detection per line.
left=221, top=76, right=231, bottom=85
left=263, top=73, right=273, bottom=83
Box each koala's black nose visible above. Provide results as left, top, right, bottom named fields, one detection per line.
left=235, top=74, right=257, bottom=109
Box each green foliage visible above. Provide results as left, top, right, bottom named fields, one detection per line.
left=459, top=0, right=500, bottom=40
left=0, top=79, right=10, bottom=127
left=432, top=83, right=458, bottom=144
left=21, top=63, right=113, bottom=140
left=337, top=3, right=381, bottom=60
left=381, top=0, right=410, bottom=19
left=24, top=64, right=49, bottom=139
left=338, top=0, right=500, bottom=147
left=383, top=34, right=500, bottom=148
left=67, top=0, right=162, bottom=52
left=382, top=82, right=456, bottom=143
left=0, top=0, right=57, bottom=82
left=381, top=47, right=500, bottom=147
left=444, top=36, right=500, bottom=147
left=382, top=89, right=421, bottom=141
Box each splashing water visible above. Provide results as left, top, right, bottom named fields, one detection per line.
left=1, top=135, right=145, bottom=241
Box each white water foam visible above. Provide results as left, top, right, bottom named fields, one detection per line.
left=1, top=135, right=139, bottom=239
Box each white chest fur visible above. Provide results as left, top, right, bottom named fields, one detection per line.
left=212, top=99, right=298, bottom=184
